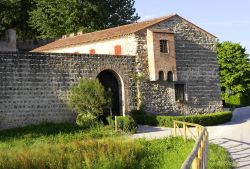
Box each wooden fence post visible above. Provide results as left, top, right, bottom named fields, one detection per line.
left=192, top=155, right=199, bottom=169
left=183, top=123, right=187, bottom=142
left=173, top=121, right=176, bottom=137
left=197, top=126, right=200, bottom=138
left=115, top=116, right=117, bottom=131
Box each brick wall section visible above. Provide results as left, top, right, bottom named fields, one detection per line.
left=147, top=30, right=177, bottom=81
left=0, top=52, right=136, bottom=130
left=135, top=32, right=176, bottom=114
left=135, top=16, right=222, bottom=114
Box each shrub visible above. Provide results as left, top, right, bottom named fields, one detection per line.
left=68, top=78, right=110, bottom=117
left=68, top=78, right=111, bottom=127
left=76, top=112, right=98, bottom=128
left=225, top=93, right=250, bottom=107
left=131, top=110, right=232, bottom=127
left=107, top=116, right=138, bottom=133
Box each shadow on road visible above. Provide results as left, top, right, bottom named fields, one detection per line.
left=211, top=138, right=250, bottom=169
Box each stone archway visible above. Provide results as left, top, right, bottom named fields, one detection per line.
left=97, top=70, right=124, bottom=116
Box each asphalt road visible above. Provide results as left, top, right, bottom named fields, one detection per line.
left=132, top=106, right=250, bottom=169
left=208, top=106, right=250, bottom=169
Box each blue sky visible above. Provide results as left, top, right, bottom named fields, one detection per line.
left=135, top=0, right=250, bottom=54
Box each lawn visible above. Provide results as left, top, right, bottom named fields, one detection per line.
left=208, top=143, right=234, bottom=169
left=0, top=123, right=233, bottom=169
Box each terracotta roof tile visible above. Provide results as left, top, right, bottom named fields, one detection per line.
left=32, top=14, right=216, bottom=52
left=33, top=14, right=177, bottom=52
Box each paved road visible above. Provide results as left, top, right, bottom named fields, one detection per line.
left=132, top=106, right=250, bottom=169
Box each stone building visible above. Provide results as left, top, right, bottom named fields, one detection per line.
left=0, top=14, right=222, bottom=129
left=34, top=14, right=222, bottom=115
left=0, top=29, right=17, bottom=52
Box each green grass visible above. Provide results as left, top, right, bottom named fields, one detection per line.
left=0, top=123, right=194, bottom=169
left=0, top=123, right=233, bottom=169
left=208, top=143, right=234, bottom=169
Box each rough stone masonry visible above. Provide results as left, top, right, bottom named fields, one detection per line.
left=0, top=15, right=223, bottom=130
left=0, top=52, right=137, bottom=130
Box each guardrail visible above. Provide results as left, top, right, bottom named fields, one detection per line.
left=173, top=121, right=209, bottom=169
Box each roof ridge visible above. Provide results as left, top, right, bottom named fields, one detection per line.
left=32, top=13, right=216, bottom=52
left=60, top=13, right=177, bottom=40
left=32, top=14, right=177, bottom=52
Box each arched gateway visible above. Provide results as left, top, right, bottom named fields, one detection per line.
left=97, top=70, right=124, bottom=116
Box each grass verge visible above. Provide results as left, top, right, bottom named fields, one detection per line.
left=0, top=123, right=193, bottom=169
left=0, top=123, right=234, bottom=169
left=208, top=143, right=234, bottom=169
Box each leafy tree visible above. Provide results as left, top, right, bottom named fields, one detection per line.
left=97, top=0, right=140, bottom=28
left=29, top=0, right=80, bottom=39
left=217, top=41, right=250, bottom=101
left=0, top=0, right=139, bottom=39
left=29, top=0, right=140, bottom=39
left=0, top=0, right=37, bottom=39
left=68, top=78, right=111, bottom=118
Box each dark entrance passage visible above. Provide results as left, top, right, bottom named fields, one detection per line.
left=97, top=70, right=121, bottom=116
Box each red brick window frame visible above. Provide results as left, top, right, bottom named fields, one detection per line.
left=114, top=45, right=121, bottom=55
left=89, top=49, right=95, bottom=55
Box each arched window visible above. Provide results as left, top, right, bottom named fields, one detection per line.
left=159, top=71, right=164, bottom=81
left=167, top=71, right=173, bottom=82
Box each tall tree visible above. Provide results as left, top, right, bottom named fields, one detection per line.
left=97, top=0, right=140, bottom=27
left=0, top=0, right=139, bottom=39
left=29, top=0, right=81, bottom=39
left=217, top=41, right=250, bottom=100
left=29, top=0, right=140, bottom=39
left=0, top=0, right=37, bottom=39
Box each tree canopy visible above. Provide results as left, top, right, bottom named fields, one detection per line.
left=217, top=41, right=250, bottom=100
left=0, top=0, right=37, bottom=39
left=0, top=0, right=139, bottom=39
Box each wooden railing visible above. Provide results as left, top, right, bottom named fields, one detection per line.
left=173, top=121, right=209, bottom=169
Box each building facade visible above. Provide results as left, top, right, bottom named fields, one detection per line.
left=34, top=14, right=222, bottom=115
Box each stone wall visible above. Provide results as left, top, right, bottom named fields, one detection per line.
left=17, top=39, right=56, bottom=52
left=0, top=52, right=136, bottom=130
left=0, top=29, right=17, bottom=52
left=136, top=15, right=222, bottom=115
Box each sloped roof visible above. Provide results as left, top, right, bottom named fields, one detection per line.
left=32, top=14, right=216, bottom=52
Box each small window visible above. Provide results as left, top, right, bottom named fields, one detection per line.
left=114, top=45, right=121, bottom=55
left=160, top=40, right=169, bottom=53
left=89, top=49, right=95, bottom=54
left=175, top=84, right=185, bottom=101
left=159, top=71, right=164, bottom=81
left=167, top=71, right=173, bottom=82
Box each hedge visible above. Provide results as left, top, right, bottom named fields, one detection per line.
left=106, top=116, right=137, bottom=133
left=131, top=110, right=232, bottom=127
left=225, top=93, right=250, bottom=107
